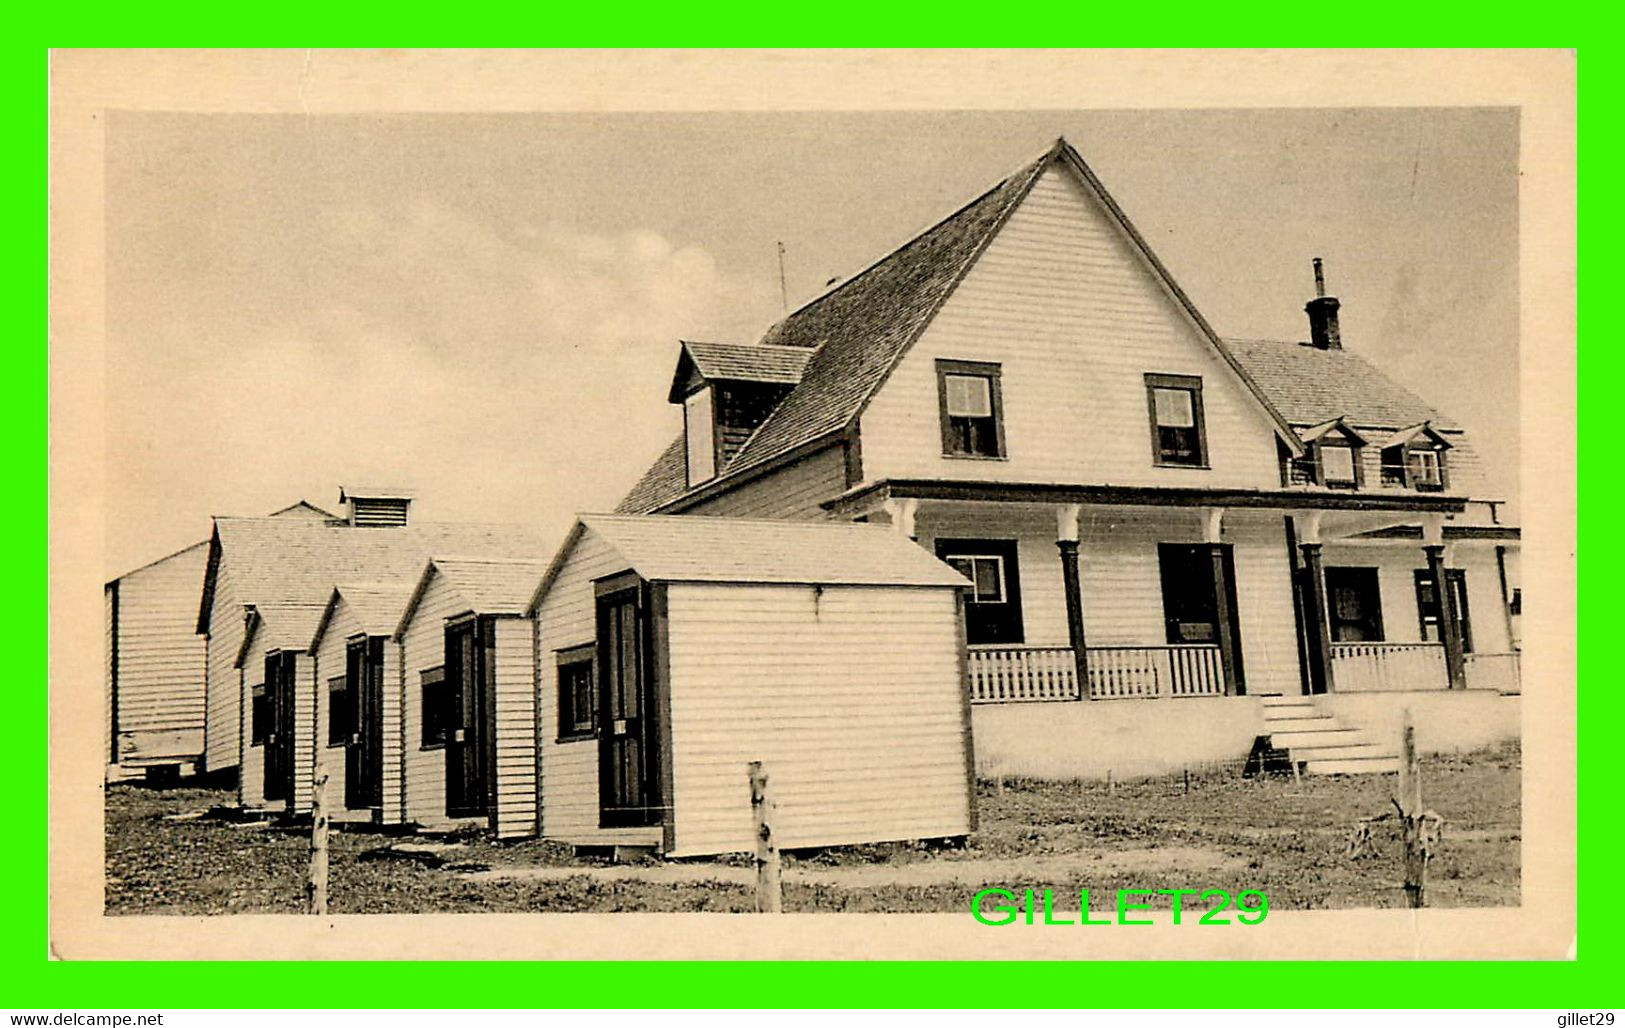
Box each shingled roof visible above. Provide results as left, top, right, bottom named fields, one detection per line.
left=666, top=340, right=811, bottom=403
left=397, top=556, right=551, bottom=634
left=532, top=514, right=971, bottom=612
left=198, top=517, right=557, bottom=634
left=310, top=581, right=417, bottom=650
left=1225, top=338, right=1455, bottom=431
left=617, top=137, right=1306, bottom=515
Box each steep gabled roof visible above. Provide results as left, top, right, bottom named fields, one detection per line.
left=236, top=601, right=327, bottom=667
left=1298, top=417, right=1368, bottom=446
left=309, top=581, right=416, bottom=651
left=531, top=513, right=971, bottom=613
left=268, top=500, right=337, bottom=520
left=1225, top=338, right=1455, bottom=431
left=617, top=137, right=1304, bottom=514
left=396, top=556, right=550, bottom=635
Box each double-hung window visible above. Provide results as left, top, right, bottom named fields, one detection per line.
left=1145, top=373, right=1207, bottom=467
left=936, top=360, right=1005, bottom=458
left=556, top=645, right=596, bottom=741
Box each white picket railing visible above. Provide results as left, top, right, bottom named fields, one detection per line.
left=1329, top=641, right=1448, bottom=692
left=966, top=644, right=1225, bottom=703
left=1463, top=651, right=1522, bottom=694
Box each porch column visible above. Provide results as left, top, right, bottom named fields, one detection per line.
left=1202, top=508, right=1242, bottom=696
left=1056, top=503, right=1090, bottom=700
left=1424, top=530, right=1467, bottom=690
left=1296, top=511, right=1336, bottom=694
left=884, top=497, right=919, bottom=541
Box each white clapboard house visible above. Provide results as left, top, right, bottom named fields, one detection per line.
left=529, top=514, right=975, bottom=857
left=105, top=500, right=332, bottom=782
left=616, top=137, right=1521, bottom=780
left=197, top=488, right=553, bottom=814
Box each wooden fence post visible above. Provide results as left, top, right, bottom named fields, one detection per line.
left=1397, top=710, right=1426, bottom=909
left=307, top=766, right=330, bottom=916
left=748, top=761, right=781, bottom=913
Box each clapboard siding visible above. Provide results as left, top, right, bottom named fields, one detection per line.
left=107, top=541, right=210, bottom=768
left=291, top=652, right=317, bottom=812
left=491, top=616, right=536, bottom=838
left=533, top=529, right=661, bottom=846
left=399, top=571, right=463, bottom=828
left=684, top=444, right=845, bottom=519
left=204, top=562, right=243, bottom=772
left=858, top=163, right=1285, bottom=490
left=664, top=583, right=970, bottom=857
left=915, top=505, right=1300, bottom=697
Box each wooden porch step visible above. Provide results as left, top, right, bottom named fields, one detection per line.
left=1303, top=754, right=1401, bottom=775
left=1266, top=727, right=1363, bottom=748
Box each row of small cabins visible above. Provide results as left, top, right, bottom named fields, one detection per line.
left=106, top=137, right=1522, bottom=855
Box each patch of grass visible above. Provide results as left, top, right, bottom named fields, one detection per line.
left=105, top=742, right=1519, bottom=914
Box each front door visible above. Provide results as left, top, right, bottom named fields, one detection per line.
left=1325, top=567, right=1385, bottom=642
left=444, top=618, right=493, bottom=820
left=1158, top=543, right=1245, bottom=691
left=934, top=539, right=1025, bottom=645
left=263, top=651, right=297, bottom=804
left=344, top=637, right=385, bottom=810
left=597, top=585, right=660, bottom=827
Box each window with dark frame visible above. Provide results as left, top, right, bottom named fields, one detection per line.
left=250, top=683, right=270, bottom=746
left=556, top=646, right=596, bottom=741
left=1408, top=447, right=1445, bottom=489
left=944, top=554, right=1006, bottom=604
left=935, top=359, right=1005, bottom=458
left=1320, top=443, right=1361, bottom=489
left=327, top=674, right=353, bottom=747
left=1145, top=373, right=1207, bottom=467
left=420, top=666, right=449, bottom=749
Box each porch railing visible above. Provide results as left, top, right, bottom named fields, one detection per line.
left=966, top=644, right=1225, bottom=703
left=1463, top=651, right=1522, bottom=694
left=1329, top=641, right=1448, bottom=692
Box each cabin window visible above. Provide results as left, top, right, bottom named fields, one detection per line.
left=684, top=386, right=716, bottom=485
left=1145, top=373, right=1207, bottom=467
left=1325, top=567, right=1384, bottom=641
left=1414, top=568, right=1473, bottom=652
left=250, top=684, right=270, bottom=746
left=420, top=666, right=449, bottom=749
left=327, top=675, right=354, bottom=747
left=936, top=359, right=1005, bottom=458
left=556, top=645, right=596, bottom=741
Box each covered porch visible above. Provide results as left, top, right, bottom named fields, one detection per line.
left=826, top=480, right=1518, bottom=703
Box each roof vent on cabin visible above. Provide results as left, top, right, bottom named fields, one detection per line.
left=338, top=485, right=414, bottom=528
left=1305, top=257, right=1342, bottom=351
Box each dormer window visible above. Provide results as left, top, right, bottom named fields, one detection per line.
left=1145, top=373, right=1207, bottom=467
left=937, top=360, right=1005, bottom=458
left=1320, top=444, right=1359, bottom=489
left=684, top=386, right=716, bottom=485
left=1376, top=423, right=1451, bottom=492
left=1284, top=418, right=1366, bottom=489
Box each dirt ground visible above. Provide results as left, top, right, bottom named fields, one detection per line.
left=105, top=742, right=1520, bottom=914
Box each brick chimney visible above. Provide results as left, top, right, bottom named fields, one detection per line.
left=1305, top=257, right=1342, bottom=350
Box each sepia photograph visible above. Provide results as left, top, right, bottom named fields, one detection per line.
left=48, top=50, right=1575, bottom=967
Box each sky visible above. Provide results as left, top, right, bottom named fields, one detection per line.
left=104, top=108, right=1519, bottom=576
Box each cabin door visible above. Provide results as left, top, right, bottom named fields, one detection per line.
left=444, top=618, right=493, bottom=820
left=597, top=586, right=660, bottom=828
left=933, top=539, right=1025, bottom=645
left=262, top=652, right=297, bottom=804
left=344, top=637, right=385, bottom=811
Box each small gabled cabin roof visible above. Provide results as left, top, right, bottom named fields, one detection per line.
left=666, top=340, right=812, bottom=403
left=236, top=602, right=327, bottom=668
left=310, top=581, right=416, bottom=651
left=267, top=499, right=337, bottom=520
left=1297, top=417, right=1368, bottom=446
left=396, top=556, right=552, bottom=638
left=1374, top=422, right=1453, bottom=451
left=1225, top=338, right=1456, bottom=431
left=619, top=137, right=1304, bottom=515
left=198, top=517, right=556, bottom=635
left=530, top=514, right=972, bottom=615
